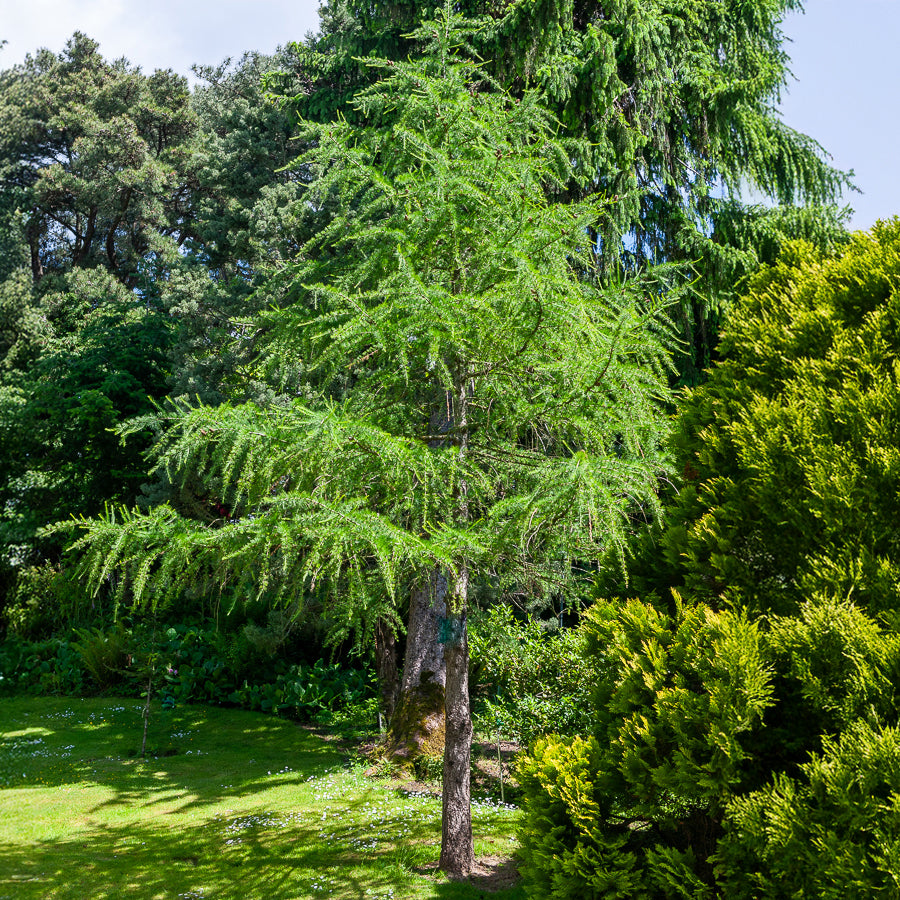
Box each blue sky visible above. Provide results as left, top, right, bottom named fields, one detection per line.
left=1, top=0, right=897, bottom=231
left=779, top=2, right=900, bottom=230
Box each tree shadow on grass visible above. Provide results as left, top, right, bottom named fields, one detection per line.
left=0, top=789, right=524, bottom=900
left=0, top=814, right=394, bottom=899
left=0, top=696, right=339, bottom=808
left=0, top=697, right=524, bottom=899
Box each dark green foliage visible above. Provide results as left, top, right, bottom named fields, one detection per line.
left=232, top=660, right=372, bottom=721
left=0, top=635, right=85, bottom=696
left=0, top=32, right=196, bottom=284
left=0, top=268, right=173, bottom=611
left=71, top=623, right=130, bottom=690
left=164, top=49, right=310, bottom=408
left=0, top=621, right=375, bottom=725
left=469, top=607, right=594, bottom=744
left=518, top=221, right=900, bottom=896
left=1, top=565, right=69, bottom=639
left=0, top=34, right=199, bottom=615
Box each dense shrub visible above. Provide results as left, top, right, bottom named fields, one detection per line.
left=71, top=624, right=130, bottom=689
left=518, top=223, right=900, bottom=896
left=718, top=722, right=900, bottom=898
left=517, top=596, right=772, bottom=898
left=0, top=635, right=85, bottom=695
left=229, top=660, right=372, bottom=719
left=469, top=605, right=594, bottom=744
left=0, top=622, right=374, bottom=725
left=0, top=564, right=91, bottom=639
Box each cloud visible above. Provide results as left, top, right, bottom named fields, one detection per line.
left=0, top=0, right=321, bottom=77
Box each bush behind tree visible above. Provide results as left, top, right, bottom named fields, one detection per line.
left=469, top=605, right=594, bottom=745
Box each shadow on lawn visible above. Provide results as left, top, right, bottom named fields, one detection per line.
left=0, top=696, right=338, bottom=806
left=0, top=817, right=524, bottom=899
left=0, top=697, right=524, bottom=899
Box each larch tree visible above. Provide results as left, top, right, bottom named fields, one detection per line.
left=74, top=10, right=673, bottom=877
left=276, top=0, right=853, bottom=377
left=262, top=0, right=852, bottom=752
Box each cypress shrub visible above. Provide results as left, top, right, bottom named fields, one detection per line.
left=518, top=220, right=900, bottom=896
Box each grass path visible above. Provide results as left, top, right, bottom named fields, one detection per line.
left=0, top=697, right=523, bottom=899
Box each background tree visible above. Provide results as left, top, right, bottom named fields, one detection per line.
left=0, top=34, right=196, bottom=625
left=0, top=37, right=324, bottom=629
left=274, top=0, right=853, bottom=381
left=164, top=48, right=309, bottom=407
left=517, top=219, right=900, bottom=896
left=75, top=13, right=673, bottom=876
left=0, top=33, right=196, bottom=285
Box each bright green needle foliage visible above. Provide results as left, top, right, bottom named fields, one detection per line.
left=74, top=11, right=674, bottom=875
left=278, top=0, right=854, bottom=380
left=75, top=13, right=673, bottom=629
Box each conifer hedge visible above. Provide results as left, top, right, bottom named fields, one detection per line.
left=517, top=220, right=900, bottom=897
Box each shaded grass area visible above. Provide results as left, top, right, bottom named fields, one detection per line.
left=0, top=697, right=523, bottom=900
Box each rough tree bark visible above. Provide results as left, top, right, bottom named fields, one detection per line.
left=384, top=569, right=448, bottom=761
left=439, top=375, right=475, bottom=877
left=374, top=617, right=400, bottom=723
left=439, top=588, right=474, bottom=876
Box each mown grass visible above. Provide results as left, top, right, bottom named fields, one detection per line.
left=0, top=696, right=523, bottom=900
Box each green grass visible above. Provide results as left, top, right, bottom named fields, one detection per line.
left=0, top=696, right=523, bottom=899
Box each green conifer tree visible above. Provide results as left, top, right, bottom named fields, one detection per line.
left=75, top=8, right=673, bottom=876
left=274, top=0, right=853, bottom=380
left=0, top=35, right=196, bottom=623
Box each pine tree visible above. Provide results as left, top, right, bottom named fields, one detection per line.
left=0, top=35, right=196, bottom=620
left=75, top=8, right=673, bottom=876
left=0, top=33, right=196, bottom=286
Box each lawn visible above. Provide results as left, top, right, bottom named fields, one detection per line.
left=0, top=697, right=523, bottom=900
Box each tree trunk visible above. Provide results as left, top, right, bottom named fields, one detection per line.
left=439, top=597, right=474, bottom=877
left=28, top=213, right=43, bottom=283
left=384, top=386, right=458, bottom=761
left=439, top=374, right=474, bottom=877
left=374, top=617, right=400, bottom=723
left=385, top=569, right=447, bottom=761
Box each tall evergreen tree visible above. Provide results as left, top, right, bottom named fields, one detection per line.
left=75, top=11, right=673, bottom=875
left=0, top=34, right=196, bottom=621
left=274, top=0, right=853, bottom=379
left=0, top=33, right=196, bottom=285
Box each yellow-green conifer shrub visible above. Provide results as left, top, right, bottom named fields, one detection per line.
left=518, top=220, right=900, bottom=896
left=518, top=597, right=772, bottom=898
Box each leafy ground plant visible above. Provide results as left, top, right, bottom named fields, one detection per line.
left=0, top=697, right=522, bottom=899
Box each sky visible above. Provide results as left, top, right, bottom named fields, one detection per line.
left=0, top=0, right=897, bottom=231
left=779, top=2, right=900, bottom=230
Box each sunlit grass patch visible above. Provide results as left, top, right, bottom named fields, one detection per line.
left=0, top=697, right=522, bottom=899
